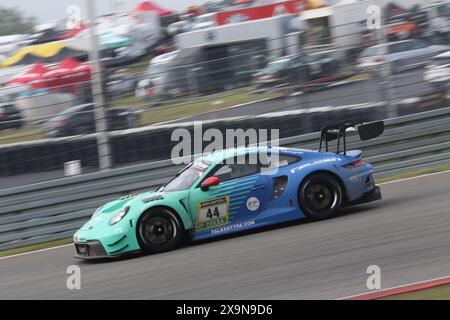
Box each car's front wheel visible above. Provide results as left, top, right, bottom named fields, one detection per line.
left=137, top=208, right=183, bottom=253
left=299, top=173, right=343, bottom=221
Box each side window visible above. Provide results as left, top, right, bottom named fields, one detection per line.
left=388, top=43, right=403, bottom=54
left=212, top=164, right=233, bottom=182
left=213, top=163, right=260, bottom=182
left=260, top=154, right=301, bottom=173
left=211, top=156, right=260, bottom=182
left=3, top=105, right=15, bottom=114
left=410, top=40, right=427, bottom=50
left=78, top=106, right=95, bottom=122
left=291, top=55, right=301, bottom=65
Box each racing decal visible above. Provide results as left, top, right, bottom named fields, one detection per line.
left=290, top=158, right=342, bottom=174
left=196, top=196, right=229, bottom=231
left=210, top=220, right=256, bottom=235
left=193, top=161, right=210, bottom=171
left=209, top=175, right=259, bottom=218
left=246, top=197, right=260, bottom=212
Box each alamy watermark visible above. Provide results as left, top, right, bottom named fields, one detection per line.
left=366, top=265, right=381, bottom=290
left=170, top=121, right=280, bottom=167
left=366, top=5, right=382, bottom=31
left=66, top=265, right=81, bottom=290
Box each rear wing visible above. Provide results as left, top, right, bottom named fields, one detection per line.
left=319, top=121, right=384, bottom=155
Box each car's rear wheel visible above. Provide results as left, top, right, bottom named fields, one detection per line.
left=137, top=208, right=183, bottom=253
left=299, top=173, right=343, bottom=221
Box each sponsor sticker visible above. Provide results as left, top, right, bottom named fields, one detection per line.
left=246, top=197, right=260, bottom=211
left=210, top=220, right=256, bottom=235
left=196, top=196, right=229, bottom=231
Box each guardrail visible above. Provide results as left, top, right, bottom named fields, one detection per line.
left=0, top=99, right=440, bottom=176
left=1, top=106, right=450, bottom=251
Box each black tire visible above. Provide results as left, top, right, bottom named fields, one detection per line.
left=299, top=173, right=343, bottom=221
left=137, top=208, right=183, bottom=253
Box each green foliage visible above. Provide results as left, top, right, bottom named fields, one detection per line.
left=0, top=6, right=36, bottom=36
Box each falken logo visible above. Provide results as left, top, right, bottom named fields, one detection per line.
left=290, top=158, right=342, bottom=174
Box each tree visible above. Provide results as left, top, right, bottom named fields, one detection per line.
left=0, top=7, right=36, bottom=36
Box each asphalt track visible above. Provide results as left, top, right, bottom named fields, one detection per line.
left=169, top=69, right=432, bottom=123
left=1, top=171, right=450, bottom=299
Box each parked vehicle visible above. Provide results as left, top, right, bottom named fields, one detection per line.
left=135, top=50, right=179, bottom=102
left=191, top=13, right=217, bottom=30
left=106, top=71, right=138, bottom=100
left=357, top=40, right=448, bottom=75
left=43, top=103, right=140, bottom=138
left=252, top=53, right=339, bottom=89
left=136, top=39, right=266, bottom=104
left=425, top=1, right=450, bottom=43
left=424, top=51, right=450, bottom=88
left=0, top=103, right=23, bottom=130
left=72, top=121, right=384, bottom=259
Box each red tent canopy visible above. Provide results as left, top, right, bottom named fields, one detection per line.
left=43, top=57, right=85, bottom=79
left=133, top=1, right=174, bottom=16
left=6, top=62, right=49, bottom=85
left=41, top=57, right=91, bottom=92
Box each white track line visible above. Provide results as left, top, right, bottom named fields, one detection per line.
left=1, top=169, right=450, bottom=260
left=337, top=274, right=450, bottom=300
left=0, top=244, right=72, bottom=260
left=378, top=169, right=450, bottom=186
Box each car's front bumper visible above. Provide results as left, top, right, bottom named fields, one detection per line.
left=74, top=240, right=140, bottom=259
left=74, top=240, right=110, bottom=259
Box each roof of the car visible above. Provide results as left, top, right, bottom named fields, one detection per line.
left=198, top=146, right=309, bottom=163
left=270, top=58, right=291, bottom=64
left=61, top=103, right=93, bottom=113
left=368, top=40, right=415, bottom=49
left=151, top=51, right=179, bottom=64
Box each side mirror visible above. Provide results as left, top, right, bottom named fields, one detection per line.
left=200, top=176, right=220, bottom=191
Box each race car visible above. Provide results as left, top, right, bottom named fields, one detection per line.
left=73, top=121, right=384, bottom=259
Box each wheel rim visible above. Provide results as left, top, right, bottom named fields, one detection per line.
left=143, top=216, right=174, bottom=246
left=305, top=183, right=337, bottom=211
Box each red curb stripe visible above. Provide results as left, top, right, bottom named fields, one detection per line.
left=348, top=277, right=450, bottom=300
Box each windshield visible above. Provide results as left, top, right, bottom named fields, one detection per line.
left=54, top=105, right=92, bottom=120
left=360, top=46, right=382, bottom=58
left=160, top=161, right=211, bottom=192
left=265, top=60, right=289, bottom=72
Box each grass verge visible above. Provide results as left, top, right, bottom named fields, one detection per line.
left=139, top=90, right=280, bottom=125
left=0, top=128, right=44, bottom=145
left=0, top=238, right=73, bottom=258
left=375, top=163, right=450, bottom=184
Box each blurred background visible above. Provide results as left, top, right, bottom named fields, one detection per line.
left=0, top=0, right=449, bottom=185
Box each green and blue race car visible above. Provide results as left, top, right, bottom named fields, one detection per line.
left=73, top=122, right=383, bottom=259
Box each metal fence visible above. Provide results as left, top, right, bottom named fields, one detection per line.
left=1, top=105, right=450, bottom=251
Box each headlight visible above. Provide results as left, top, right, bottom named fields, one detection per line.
left=92, top=205, right=104, bottom=218
left=110, top=205, right=131, bottom=225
